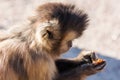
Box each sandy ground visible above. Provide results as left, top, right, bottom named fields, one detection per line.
left=0, top=0, right=120, bottom=80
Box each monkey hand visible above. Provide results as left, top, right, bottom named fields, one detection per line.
left=76, top=50, right=106, bottom=75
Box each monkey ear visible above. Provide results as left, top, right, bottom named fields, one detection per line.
left=46, top=30, right=54, bottom=39
left=42, top=30, right=54, bottom=39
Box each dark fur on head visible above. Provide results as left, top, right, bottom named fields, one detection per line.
left=31, top=3, right=88, bottom=37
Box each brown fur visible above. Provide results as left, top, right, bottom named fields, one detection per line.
left=0, top=3, right=106, bottom=80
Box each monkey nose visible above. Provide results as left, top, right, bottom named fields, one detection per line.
left=68, top=41, right=72, bottom=48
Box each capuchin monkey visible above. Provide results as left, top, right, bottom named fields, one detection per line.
left=0, top=3, right=106, bottom=80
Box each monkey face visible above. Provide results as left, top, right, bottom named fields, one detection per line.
left=35, top=19, right=79, bottom=57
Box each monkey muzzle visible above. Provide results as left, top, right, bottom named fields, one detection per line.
left=68, top=41, right=72, bottom=48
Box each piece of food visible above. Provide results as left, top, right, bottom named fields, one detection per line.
left=93, top=59, right=105, bottom=64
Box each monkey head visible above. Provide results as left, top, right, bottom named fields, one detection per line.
left=29, top=3, right=88, bottom=58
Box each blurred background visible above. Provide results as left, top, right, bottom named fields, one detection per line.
left=0, top=0, right=120, bottom=80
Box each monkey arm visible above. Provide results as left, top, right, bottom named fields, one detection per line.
left=55, top=50, right=92, bottom=75
left=55, top=51, right=106, bottom=80
left=55, top=59, right=86, bottom=80
left=55, top=59, right=86, bottom=74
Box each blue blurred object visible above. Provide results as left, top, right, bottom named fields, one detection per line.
left=62, top=47, right=81, bottom=58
